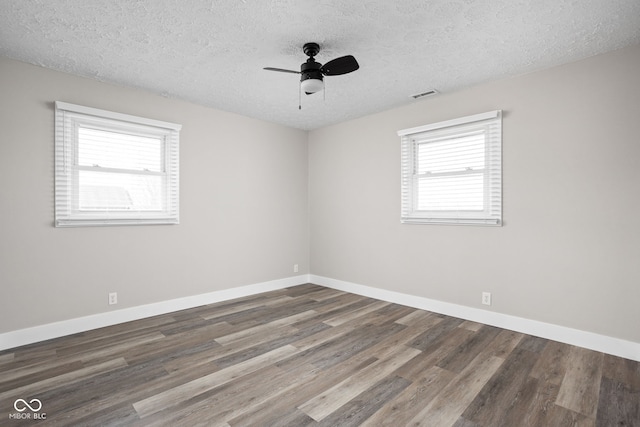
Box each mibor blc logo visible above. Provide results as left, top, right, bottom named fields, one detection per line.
left=9, top=398, right=46, bottom=420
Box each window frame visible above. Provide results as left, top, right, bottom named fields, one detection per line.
left=54, top=102, right=181, bottom=227
left=398, top=110, right=502, bottom=226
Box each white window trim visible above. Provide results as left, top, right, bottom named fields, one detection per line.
left=54, top=101, right=181, bottom=227
left=398, top=110, right=502, bottom=226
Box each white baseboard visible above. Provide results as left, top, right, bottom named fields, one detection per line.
left=4, top=274, right=639, bottom=362
left=0, top=275, right=311, bottom=351
left=311, top=275, right=640, bottom=362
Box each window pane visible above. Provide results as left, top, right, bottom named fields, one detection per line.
left=417, top=173, right=484, bottom=211
left=78, top=170, right=163, bottom=211
left=78, top=127, right=163, bottom=172
left=417, top=132, right=485, bottom=174
left=399, top=110, right=501, bottom=225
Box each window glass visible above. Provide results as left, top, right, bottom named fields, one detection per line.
left=55, top=102, right=181, bottom=227
left=399, top=111, right=502, bottom=226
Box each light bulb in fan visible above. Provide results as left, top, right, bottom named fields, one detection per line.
left=301, top=78, right=324, bottom=94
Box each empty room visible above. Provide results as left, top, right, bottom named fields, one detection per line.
left=1, top=1, right=639, bottom=426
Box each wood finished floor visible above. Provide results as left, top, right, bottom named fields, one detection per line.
left=1, top=284, right=638, bottom=426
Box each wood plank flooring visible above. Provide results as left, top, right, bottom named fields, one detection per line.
left=1, top=284, right=638, bottom=426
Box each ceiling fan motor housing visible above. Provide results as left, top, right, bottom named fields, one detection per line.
left=301, top=59, right=324, bottom=83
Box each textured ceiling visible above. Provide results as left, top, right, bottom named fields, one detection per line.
left=1, top=0, right=639, bottom=130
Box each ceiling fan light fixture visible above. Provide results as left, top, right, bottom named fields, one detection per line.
left=300, top=67, right=324, bottom=94
left=301, top=78, right=324, bottom=94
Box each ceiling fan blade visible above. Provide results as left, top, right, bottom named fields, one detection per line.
left=263, top=67, right=300, bottom=74
left=321, top=55, right=359, bottom=76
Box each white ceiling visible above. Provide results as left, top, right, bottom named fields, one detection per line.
left=1, top=1, right=639, bottom=130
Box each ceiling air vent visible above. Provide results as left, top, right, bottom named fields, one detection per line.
left=410, top=89, right=439, bottom=99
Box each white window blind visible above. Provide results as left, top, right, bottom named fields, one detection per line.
left=54, top=102, right=181, bottom=227
left=398, top=110, right=502, bottom=226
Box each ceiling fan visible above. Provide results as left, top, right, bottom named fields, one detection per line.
left=264, top=42, right=359, bottom=97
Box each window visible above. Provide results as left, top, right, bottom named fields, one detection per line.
left=54, top=102, right=181, bottom=227
left=399, top=110, right=502, bottom=226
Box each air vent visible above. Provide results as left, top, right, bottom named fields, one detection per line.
left=410, top=90, right=439, bottom=99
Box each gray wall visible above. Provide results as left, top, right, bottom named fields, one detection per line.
left=2, top=44, right=640, bottom=345
left=0, top=57, right=309, bottom=333
left=308, top=44, right=640, bottom=343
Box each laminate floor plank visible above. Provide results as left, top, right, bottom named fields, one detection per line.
left=407, top=352, right=505, bottom=426
left=0, top=353, right=15, bottom=364
left=519, top=341, right=571, bottom=426
left=395, top=327, right=475, bottom=380
left=208, top=364, right=321, bottom=425
left=211, top=298, right=322, bottom=327
left=0, top=356, right=86, bottom=388
left=291, top=306, right=408, bottom=352
left=157, top=316, right=217, bottom=336
left=596, top=377, right=640, bottom=427
left=121, top=326, right=225, bottom=366
left=368, top=324, right=435, bottom=360
left=453, top=417, right=483, bottom=427
left=134, top=364, right=295, bottom=426
left=0, top=357, right=129, bottom=403
left=364, top=304, right=417, bottom=327
left=42, top=356, right=218, bottom=426
left=303, top=293, right=370, bottom=315
left=308, top=322, right=407, bottom=370
left=556, top=346, right=604, bottom=419
left=436, top=325, right=502, bottom=373
left=230, top=355, right=380, bottom=425
left=458, top=320, right=484, bottom=332
left=2, top=284, right=638, bottom=426
left=544, top=404, right=595, bottom=427
left=529, top=339, right=571, bottom=385
left=238, top=408, right=315, bottom=427
left=303, top=287, right=347, bottom=302
left=315, top=374, right=411, bottom=427
left=395, top=309, right=433, bottom=325
left=480, top=329, right=524, bottom=359
left=396, top=310, right=444, bottom=329
left=519, top=379, right=562, bottom=427
left=54, top=315, right=178, bottom=351
left=158, top=321, right=319, bottom=376
left=408, top=315, right=465, bottom=352
left=31, top=361, right=167, bottom=425
left=462, top=346, right=539, bottom=426
left=0, top=360, right=84, bottom=394
left=199, top=295, right=295, bottom=320
left=30, top=401, right=143, bottom=427
left=361, top=365, right=456, bottom=426
left=214, top=309, right=318, bottom=345
left=492, top=374, right=540, bottom=427
left=323, top=300, right=391, bottom=326
left=517, top=335, right=550, bottom=354
left=289, top=298, right=378, bottom=331
left=133, top=345, right=299, bottom=418
left=282, top=283, right=326, bottom=297
left=298, top=344, right=421, bottom=421
left=602, top=353, right=640, bottom=391
left=282, top=322, right=404, bottom=371
left=213, top=322, right=330, bottom=370
left=55, top=331, right=166, bottom=363
left=1, top=347, right=58, bottom=370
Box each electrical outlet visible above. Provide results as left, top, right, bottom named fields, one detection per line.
left=109, top=292, right=118, bottom=305
left=482, top=292, right=491, bottom=306
left=293, top=264, right=299, bottom=273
